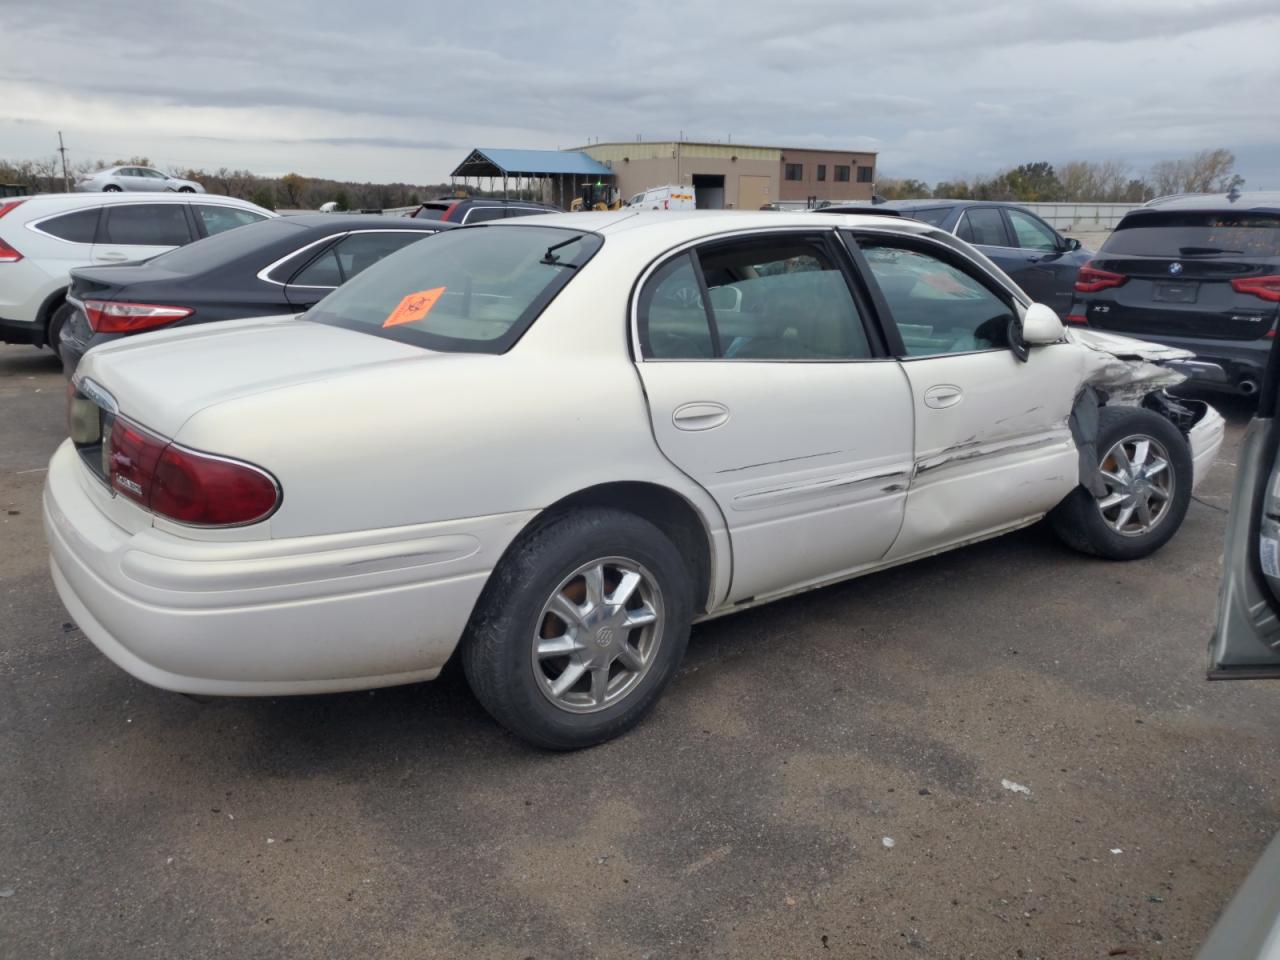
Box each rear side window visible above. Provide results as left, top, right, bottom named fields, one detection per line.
left=860, top=241, right=1015, bottom=356
left=908, top=207, right=951, bottom=227
left=101, top=204, right=192, bottom=246
left=639, top=235, right=872, bottom=360
left=308, top=225, right=602, bottom=353
left=195, top=204, right=268, bottom=236
left=292, top=248, right=344, bottom=286
left=36, top=208, right=100, bottom=243
left=1103, top=212, right=1280, bottom=258
left=462, top=207, right=505, bottom=224
left=956, top=208, right=1010, bottom=246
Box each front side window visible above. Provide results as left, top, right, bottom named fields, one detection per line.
left=141, top=168, right=168, bottom=179
left=195, top=204, right=267, bottom=236
left=639, top=234, right=872, bottom=361
left=859, top=240, right=1015, bottom=356
left=856, top=167, right=873, bottom=183
left=784, top=163, right=803, bottom=181
left=101, top=204, right=192, bottom=246
left=956, top=208, right=1010, bottom=247
left=308, top=225, right=601, bottom=353
left=1006, top=209, right=1059, bottom=252
left=332, top=231, right=429, bottom=279
left=37, top=207, right=100, bottom=243
left=834, top=165, right=851, bottom=183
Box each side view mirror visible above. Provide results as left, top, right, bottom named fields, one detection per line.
left=1022, top=302, right=1065, bottom=345
left=1061, top=236, right=1082, bottom=252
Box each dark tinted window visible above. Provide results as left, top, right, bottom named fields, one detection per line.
left=462, top=207, right=506, bottom=224
left=102, top=204, right=191, bottom=246
left=195, top=204, right=268, bottom=236
left=857, top=167, right=873, bottom=183
left=292, top=248, right=343, bottom=286
left=308, top=225, right=601, bottom=353
left=861, top=241, right=1014, bottom=356
left=38, top=208, right=99, bottom=243
left=638, top=254, right=713, bottom=359
left=332, top=231, right=429, bottom=279
left=834, top=165, right=851, bottom=182
left=1102, top=212, right=1280, bottom=258
left=817, top=164, right=827, bottom=182
left=907, top=207, right=951, bottom=227
left=412, top=203, right=451, bottom=220
left=956, top=208, right=1009, bottom=246
left=784, top=164, right=803, bottom=181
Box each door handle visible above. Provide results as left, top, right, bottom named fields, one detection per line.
left=95, top=252, right=128, bottom=262
left=923, top=384, right=963, bottom=409
left=673, top=401, right=730, bottom=431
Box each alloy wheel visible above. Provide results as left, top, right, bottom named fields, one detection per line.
left=531, top=557, right=665, bottom=714
left=1094, top=433, right=1175, bottom=537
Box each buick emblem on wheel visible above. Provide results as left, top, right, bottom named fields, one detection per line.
left=595, top=627, right=615, bottom=647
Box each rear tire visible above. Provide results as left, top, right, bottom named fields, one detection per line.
left=45, top=301, right=74, bottom=352
left=461, top=508, right=693, bottom=750
left=1050, top=405, right=1192, bottom=560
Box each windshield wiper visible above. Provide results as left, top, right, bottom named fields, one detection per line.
left=1179, top=246, right=1243, bottom=256
left=541, top=235, right=584, bottom=267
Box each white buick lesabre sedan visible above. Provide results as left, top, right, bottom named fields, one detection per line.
left=45, top=210, right=1225, bottom=748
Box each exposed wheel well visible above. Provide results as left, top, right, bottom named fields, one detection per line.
left=36, top=288, right=68, bottom=348
left=536, top=482, right=715, bottom=614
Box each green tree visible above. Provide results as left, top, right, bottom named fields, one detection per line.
left=333, top=189, right=350, bottom=212
left=279, top=172, right=307, bottom=208
left=249, top=189, right=276, bottom=211
left=1005, top=162, right=1062, bottom=201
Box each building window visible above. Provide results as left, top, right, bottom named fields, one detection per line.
left=817, top=164, right=826, bottom=182
left=857, top=166, right=873, bottom=183
left=834, top=165, right=851, bottom=182
left=784, top=163, right=803, bottom=181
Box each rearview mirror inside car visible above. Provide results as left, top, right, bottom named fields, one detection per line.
left=1022, top=302, right=1064, bottom=345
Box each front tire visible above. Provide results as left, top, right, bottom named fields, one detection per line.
left=1050, top=405, right=1192, bottom=560
left=178, top=186, right=195, bottom=193
left=461, top=508, right=694, bottom=749
left=102, top=184, right=122, bottom=192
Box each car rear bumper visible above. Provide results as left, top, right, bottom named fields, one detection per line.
left=1100, top=330, right=1270, bottom=394
left=44, top=439, right=530, bottom=696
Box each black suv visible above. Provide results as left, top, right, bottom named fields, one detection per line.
left=409, top=197, right=561, bottom=224
left=1068, top=192, right=1280, bottom=396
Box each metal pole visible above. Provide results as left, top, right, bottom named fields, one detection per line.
left=57, top=131, right=71, bottom=192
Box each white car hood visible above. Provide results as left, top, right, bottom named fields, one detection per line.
left=76, top=316, right=429, bottom=438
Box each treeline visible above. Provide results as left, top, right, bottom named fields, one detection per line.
left=877, top=148, right=1245, bottom=203
left=0, top=154, right=453, bottom=210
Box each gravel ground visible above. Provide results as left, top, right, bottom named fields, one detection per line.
left=0, top=342, right=1274, bottom=960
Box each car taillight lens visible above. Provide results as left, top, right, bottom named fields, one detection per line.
left=0, top=237, right=21, bottom=263
left=103, top=416, right=279, bottom=525
left=1064, top=313, right=1088, bottom=325
left=84, top=300, right=193, bottom=333
left=1232, top=275, right=1280, bottom=303
left=0, top=199, right=27, bottom=219
left=1074, top=264, right=1127, bottom=293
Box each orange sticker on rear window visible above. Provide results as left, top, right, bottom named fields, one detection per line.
left=383, top=287, right=445, bottom=328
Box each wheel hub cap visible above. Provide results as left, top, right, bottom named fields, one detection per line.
left=1094, top=434, right=1174, bottom=537
left=532, top=557, right=665, bottom=714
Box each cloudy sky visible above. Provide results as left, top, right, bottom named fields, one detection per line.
left=4, top=0, right=1278, bottom=188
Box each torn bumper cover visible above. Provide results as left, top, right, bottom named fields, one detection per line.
left=1067, top=327, right=1226, bottom=493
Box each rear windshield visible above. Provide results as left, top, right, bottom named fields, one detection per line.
left=412, top=203, right=451, bottom=220
left=307, top=224, right=602, bottom=353
left=145, top=216, right=298, bottom=271
left=1103, top=212, right=1280, bottom=259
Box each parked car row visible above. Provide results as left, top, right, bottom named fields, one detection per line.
left=44, top=208, right=1225, bottom=750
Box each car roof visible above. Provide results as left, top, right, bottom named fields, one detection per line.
left=283, top=213, right=454, bottom=230
left=1135, top=191, right=1280, bottom=214
left=880, top=199, right=1000, bottom=210
left=424, top=197, right=558, bottom=208
left=13, top=192, right=274, bottom=216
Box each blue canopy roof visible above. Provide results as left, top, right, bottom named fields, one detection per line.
left=451, top=148, right=613, bottom=179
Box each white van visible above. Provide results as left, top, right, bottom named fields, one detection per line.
left=629, top=185, right=697, bottom=210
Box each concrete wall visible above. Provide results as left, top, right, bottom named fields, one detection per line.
left=1017, top=201, right=1143, bottom=231
left=777, top=148, right=876, bottom=203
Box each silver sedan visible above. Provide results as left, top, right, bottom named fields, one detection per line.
left=74, top=166, right=205, bottom=193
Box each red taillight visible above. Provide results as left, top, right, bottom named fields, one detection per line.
left=1065, top=313, right=1088, bottom=325
left=0, top=199, right=27, bottom=219
left=0, top=236, right=22, bottom=263
left=84, top=299, right=193, bottom=333
left=1074, top=264, right=1127, bottom=293
left=1232, top=275, right=1280, bottom=303
left=439, top=201, right=460, bottom=222
left=104, top=417, right=279, bottom=525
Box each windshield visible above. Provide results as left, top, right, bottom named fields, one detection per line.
left=307, top=224, right=602, bottom=353
left=1103, top=212, right=1280, bottom=258
left=144, top=216, right=299, bottom=271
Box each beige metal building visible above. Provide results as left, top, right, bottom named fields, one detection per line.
left=576, top=140, right=877, bottom=209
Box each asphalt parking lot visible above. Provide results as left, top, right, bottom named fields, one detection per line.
left=2, top=342, right=1276, bottom=960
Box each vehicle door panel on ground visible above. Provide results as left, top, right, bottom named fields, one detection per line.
left=283, top=230, right=429, bottom=308
left=90, top=202, right=194, bottom=263
left=634, top=232, right=915, bottom=603
left=849, top=233, right=1081, bottom=559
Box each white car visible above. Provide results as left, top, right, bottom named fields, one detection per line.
left=0, top=193, right=274, bottom=350
left=44, top=211, right=1225, bottom=749
left=75, top=166, right=206, bottom=193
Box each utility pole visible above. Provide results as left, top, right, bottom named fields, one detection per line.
left=57, top=132, right=71, bottom=192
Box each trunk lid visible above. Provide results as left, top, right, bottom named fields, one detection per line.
left=75, top=317, right=429, bottom=437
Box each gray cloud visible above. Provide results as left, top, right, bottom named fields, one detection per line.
left=1, top=0, right=1277, bottom=187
